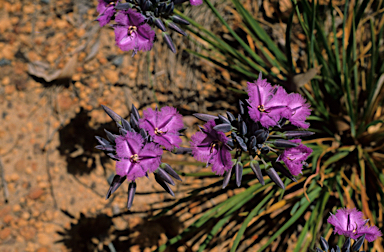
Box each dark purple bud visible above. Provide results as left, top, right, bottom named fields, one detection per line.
left=140, top=128, right=147, bottom=138
left=163, top=33, right=176, bottom=53
left=260, top=146, right=269, bottom=154
left=227, top=139, right=234, bottom=148
left=330, top=249, right=335, bottom=252
left=165, top=2, right=174, bottom=15
left=284, top=131, right=315, bottom=138
left=154, top=18, right=166, bottom=31
left=172, top=147, right=192, bottom=154
left=95, top=136, right=110, bottom=146
left=121, top=119, right=132, bottom=131
left=222, top=168, right=232, bottom=189
left=154, top=173, right=175, bottom=196
left=236, top=136, right=248, bottom=151
left=119, top=127, right=128, bottom=136
left=240, top=121, right=247, bottom=136
left=174, top=0, right=188, bottom=4
left=154, top=7, right=159, bottom=17
left=137, top=0, right=142, bottom=6
left=193, top=113, right=218, bottom=122
left=226, top=111, right=235, bottom=122
left=319, top=237, right=329, bottom=251
left=104, top=129, right=117, bottom=143
left=172, top=15, right=190, bottom=25
left=106, top=175, right=126, bottom=199
left=231, top=132, right=237, bottom=138
left=250, top=160, right=264, bottom=185
left=271, top=139, right=299, bottom=148
left=352, top=234, right=365, bottom=251
left=218, top=114, right=231, bottom=125
left=102, top=105, right=122, bottom=125
left=214, top=123, right=232, bottom=133
left=248, top=136, right=256, bottom=149
left=130, top=116, right=139, bottom=129
left=341, top=237, right=351, bottom=252
left=234, top=162, right=243, bottom=187
left=335, top=246, right=340, bottom=252
left=274, top=162, right=297, bottom=182
left=156, top=168, right=175, bottom=186
left=95, top=145, right=115, bottom=152
left=239, top=100, right=245, bottom=115
left=115, top=2, right=133, bottom=10
left=158, top=2, right=166, bottom=12
left=342, top=239, right=351, bottom=252
left=107, top=153, right=119, bottom=161
left=142, top=0, right=153, bottom=11
left=266, top=168, right=285, bottom=189
left=168, top=22, right=187, bottom=36
left=127, top=181, right=136, bottom=209
left=131, top=104, right=140, bottom=121
left=161, top=163, right=182, bottom=181
left=255, top=129, right=269, bottom=144
left=315, top=248, right=322, bottom=252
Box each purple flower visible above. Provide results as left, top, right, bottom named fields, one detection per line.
left=115, top=132, right=162, bottom=181
left=139, top=106, right=184, bottom=151
left=113, top=9, right=155, bottom=53
left=327, top=208, right=382, bottom=242
left=96, top=0, right=118, bottom=27
left=276, top=139, right=312, bottom=176
left=190, top=0, right=203, bottom=5
left=190, top=120, right=233, bottom=175
left=284, top=93, right=311, bottom=129
left=247, top=76, right=290, bottom=128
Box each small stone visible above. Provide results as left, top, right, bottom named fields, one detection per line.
left=36, top=247, right=49, bottom=252
left=27, top=187, right=44, bottom=200
left=21, top=211, right=30, bottom=220
left=3, top=214, right=13, bottom=224
left=14, top=159, right=26, bottom=173
left=103, top=69, right=119, bottom=84
left=19, top=226, right=36, bottom=240
left=37, top=233, right=51, bottom=246
left=0, top=227, right=11, bottom=240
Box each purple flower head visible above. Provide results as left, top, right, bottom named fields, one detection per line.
left=247, top=76, right=290, bottom=128
left=190, top=120, right=233, bottom=175
left=114, top=9, right=155, bottom=53
left=190, top=0, right=203, bottom=5
left=327, top=208, right=382, bottom=242
left=139, top=106, right=184, bottom=151
left=96, top=0, right=119, bottom=27
left=115, top=132, right=162, bottom=181
left=284, top=93, right=311, bottom=129
left=276, top=139, right=312, bottom=176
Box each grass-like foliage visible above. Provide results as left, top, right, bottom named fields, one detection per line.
left=154, top=0, right=384, bottom=251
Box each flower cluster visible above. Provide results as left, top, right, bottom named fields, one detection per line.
left=190, top=73, right=313, bottom=189
left=96, top=0, right=202, bottom=55
left=95, top=105, right=185, bottom=209
left=315, top=208, right=382, bottom=252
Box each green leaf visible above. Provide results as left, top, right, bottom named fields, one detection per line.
left=230, top=191, right=274, bottom=252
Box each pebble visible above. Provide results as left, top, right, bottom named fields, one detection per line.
left=27, top=187, right=44, bottom=200
left=19, top=226, right=36, bottom=240
left=0, top=227, right=11, bottom=240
